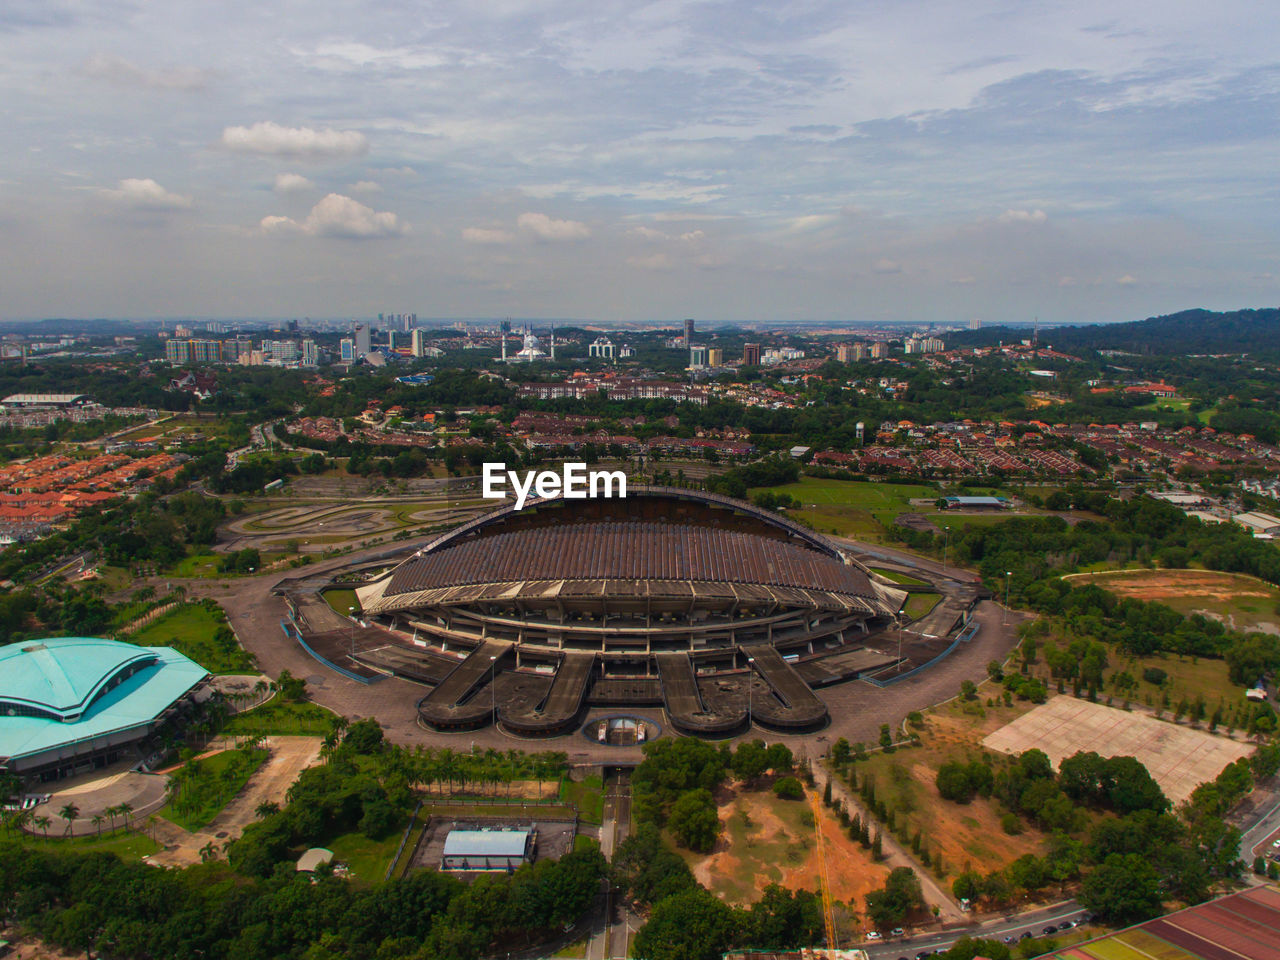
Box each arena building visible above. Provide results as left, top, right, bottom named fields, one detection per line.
left=0, top=637, right=210, bottom=785
left=348, top=488, right=912, bottom=737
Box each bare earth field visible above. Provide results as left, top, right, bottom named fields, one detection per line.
left=1064, top=568, right=1280, bottom=635
left=687, top=784, right=891, bottom=911
left=983, top=696, right=1254, bottom=805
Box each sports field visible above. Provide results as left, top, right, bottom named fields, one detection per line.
left=750, top=478, right=992, bottom=540
left=983, top=696, right=1253, bottom=805
left=1065, top=568, right=1280, bottom=635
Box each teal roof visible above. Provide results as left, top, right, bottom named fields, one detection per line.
left=0, top=638, right=209, bottom=763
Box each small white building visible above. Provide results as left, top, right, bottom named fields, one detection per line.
left=1233, top=512, right=1280, bottom=538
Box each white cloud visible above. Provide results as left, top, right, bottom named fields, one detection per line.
left=462, top=227, right=515, bottom=245
left=273, top=172, right=314, bottom=193
left=517, top=212, right=590, bottom=242
left=100, top=178, right=192, bottom=210
left=221, top=122, right=368, bottom=160
left=872, top=258, right=903, bottom=274
left=998, top=208, right=1049, bottom=224
left=260, top=193, right=406, bottom=239
left=80, top=53, right=211, bottom=91
left=785, top=214, right=840, bottom=233
left=1116, top=273, right=1138, bottom=285
left=350, top=180, right=381, bottom=194
left=628, top=226, right=669, bottom=241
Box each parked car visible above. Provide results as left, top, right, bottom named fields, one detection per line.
left=891, top=929, right=905, bottom=937
left=866, top=932, right=882, bottom=941
left=1042, top=926, right=1058, bottom=935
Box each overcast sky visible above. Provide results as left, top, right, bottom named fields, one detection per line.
left=2, top=1, right=1279, bottom=325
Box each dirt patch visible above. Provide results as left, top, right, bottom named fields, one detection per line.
left=690, top=785, right=891, bottom=911
left=1082, top=569, right=1273, bottom=604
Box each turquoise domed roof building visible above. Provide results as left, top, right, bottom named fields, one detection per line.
left=0, top=637, right=209, bottom=785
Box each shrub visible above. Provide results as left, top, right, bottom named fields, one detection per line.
left=773, top=777, right=804, bottom=801
left=1142, top=667, right=1168, bottom=686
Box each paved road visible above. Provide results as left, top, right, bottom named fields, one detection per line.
left=862, top=902, right=1090, bottom=960
left=586, top=769, right=636, bottom=960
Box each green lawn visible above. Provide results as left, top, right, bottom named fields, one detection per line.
left=11, top=827, right=161, bottom=859
left=223, top=699, right=337, bottom=737
left=903, top=592, right=942, bottom=620
left=870, top=568, right=930, bottom=586
left=559, top=775, right=604, bottom=824
left=159, top=747, right=268, bottom=831
left=328, top=814, right=419, bottom=882
left=129, top=602, right=255, bottom=674
left=323, top=588, right=361, bottom=616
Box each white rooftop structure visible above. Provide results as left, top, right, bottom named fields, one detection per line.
left=441, top=828, right=533, bottom=871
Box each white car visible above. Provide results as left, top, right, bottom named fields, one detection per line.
left=866, top=932, right=882, bottom=941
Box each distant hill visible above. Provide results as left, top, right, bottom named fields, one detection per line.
left=947, top=308, right=1280, bottom=355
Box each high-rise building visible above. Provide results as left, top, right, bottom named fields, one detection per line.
left=742, top=343, right=762, bottom=366
left=683, top=318, right=695, bottom=347
left=588, top=337, right=615, bottom=360
left=388, top=331, right=401, bottom=351
left=689, top=345, right=708, bottom=368
left=353, top=323, right=371, bottom=358
left=191, top=340, right=222, bottom=363
left=852, top=342, right=869, bottom=361
left=411, top=328, right=428, bottom=357
left=969, top=317, right=982, bottom=330
left=301, top=340, right=318, bottom=366
left=340, top=338, right=356, bottom=363
left=870, top=341, right=889, bottom=359
left=165, top=339, right=192, bottom=364
left=836, top=344, right=854, bottom=363
left=707, top=347, right=723, bottom=366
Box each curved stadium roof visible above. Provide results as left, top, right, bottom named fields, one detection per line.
left=0, top=638, right=208, bottom=763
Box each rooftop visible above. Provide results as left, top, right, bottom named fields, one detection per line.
left=443, top=829, right=531, bottom=859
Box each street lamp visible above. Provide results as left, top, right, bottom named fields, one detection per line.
left=1003, top=571, right=1012, bottom=626
left=349, top=606, right=356, bottom=658
left=942, top=526, right=950, bottom=568
left=746, top=655, right=756, bottom=728
left=489, top=655, right=498, bottom=726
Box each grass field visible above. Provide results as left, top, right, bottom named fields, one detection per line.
left=903, top=592, right=942, bottom=620
left=870, top=568, right=931, bottom=586
left=159, top=748, right=269, bottom=831
left=8, top=828, right=161, bottom=859
left=328, top=813, right=421, bottom=882
left=323, top=588, right=362, bottom=616
left=1065, top=568, right=1280, bottom=634
left=130, top=602, right=255, bottom=674
left=560, top=774, right=605, bottom=824
left=223, top=700, right=337, bottom=737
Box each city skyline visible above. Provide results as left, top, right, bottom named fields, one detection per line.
left=3, top=1, right=1279, bottom=323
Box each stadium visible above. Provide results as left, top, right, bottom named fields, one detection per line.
left=0, top=637, right=211, bottom=785
left=320, top=487, right=930, bottom=737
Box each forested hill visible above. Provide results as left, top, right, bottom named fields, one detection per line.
left=946, top=308, right=1280, bottom=356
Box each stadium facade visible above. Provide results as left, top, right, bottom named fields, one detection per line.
left=0, top=637, right=210, bottom=785
left=352, top=488, right=908, bottom=737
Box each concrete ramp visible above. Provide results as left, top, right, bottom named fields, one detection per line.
left=656, top=652, right=745, bottom=735
left=417, top=640, right=512, bottom=730
left=501, top=652, right=595, bottom=735
left=741, top=646, right=828, bottom=730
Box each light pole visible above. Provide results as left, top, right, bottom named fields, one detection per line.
left=349, top=606, right=356, bottom=658
left=489, top=654, right=498, bottom=726
left=746, top=655, right=755, bottom=728
left=942, top=526, right=950, bottom=568
left=1003, top=571, right=1012, bottom=626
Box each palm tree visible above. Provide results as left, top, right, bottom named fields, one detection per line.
left=34, top=815, right=51, bottom=840
left=199, top=841, right=218, bottom=862
left=118, top=802, right=134, bottom=831
left=91, top=814, right=105, bottom=837
left=104, top=805, right=119, bottom=833
left=58, top=802, right=80, bottom=837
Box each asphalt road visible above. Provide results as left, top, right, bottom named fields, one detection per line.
left=862, top=902, right=1091, bottom=960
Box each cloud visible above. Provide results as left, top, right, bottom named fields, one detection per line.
left=81, top=53, right=211, bottom=91
left=1116, top=273, right=1138, bottom=285
left=273, top=172, right=314, bottom=193
left=517, top=212, right=590, bottom=242
left=872, top=258, right=903, bottom=274
left=627, top=253, right=672, bottom=271
left=350, top=180, right=381, bottom=194
left=260, top=193, right=405, bottom=239
left=628, top=226, right=668, bottom=241
left=784, top=214, right=840, bottom=233
left=100, top=178, right=192, bottom=210
left=997, top=208, right=1048, bottom=224
left=221, top=122, right=368, bottom=160
left=462, top=226, right=515, bottom=244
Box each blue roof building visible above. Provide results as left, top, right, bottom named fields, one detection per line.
left=0, top=637, right=210, bottom=784
left=441, top=828, right=533, bottom=872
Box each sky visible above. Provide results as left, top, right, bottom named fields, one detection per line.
left=2, top=1, right=1279, bottom=326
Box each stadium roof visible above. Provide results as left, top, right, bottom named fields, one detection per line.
left=0, top=639, right=208, bottom=763
left=0, top=393, right=90, bottom=406
left=443, top=829, right=530, bottom=859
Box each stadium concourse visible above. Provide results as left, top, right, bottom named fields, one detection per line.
left=202, top=487, right=1022, bottom=756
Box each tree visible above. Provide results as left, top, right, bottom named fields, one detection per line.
left=633, top=888, right=737, bottom=960
left=865, top=867, right=924, bottom=928
left=1079, top=854, right=1162, bottom=924
left=832, top=738, right=851, bottom=766
left=668, top=789, right=721, bottom=853
left=58, top=802, right=79, bottom=837
left=731, top=740, right=770, bottom=783
left=879, top=724, right=894, bottom=751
